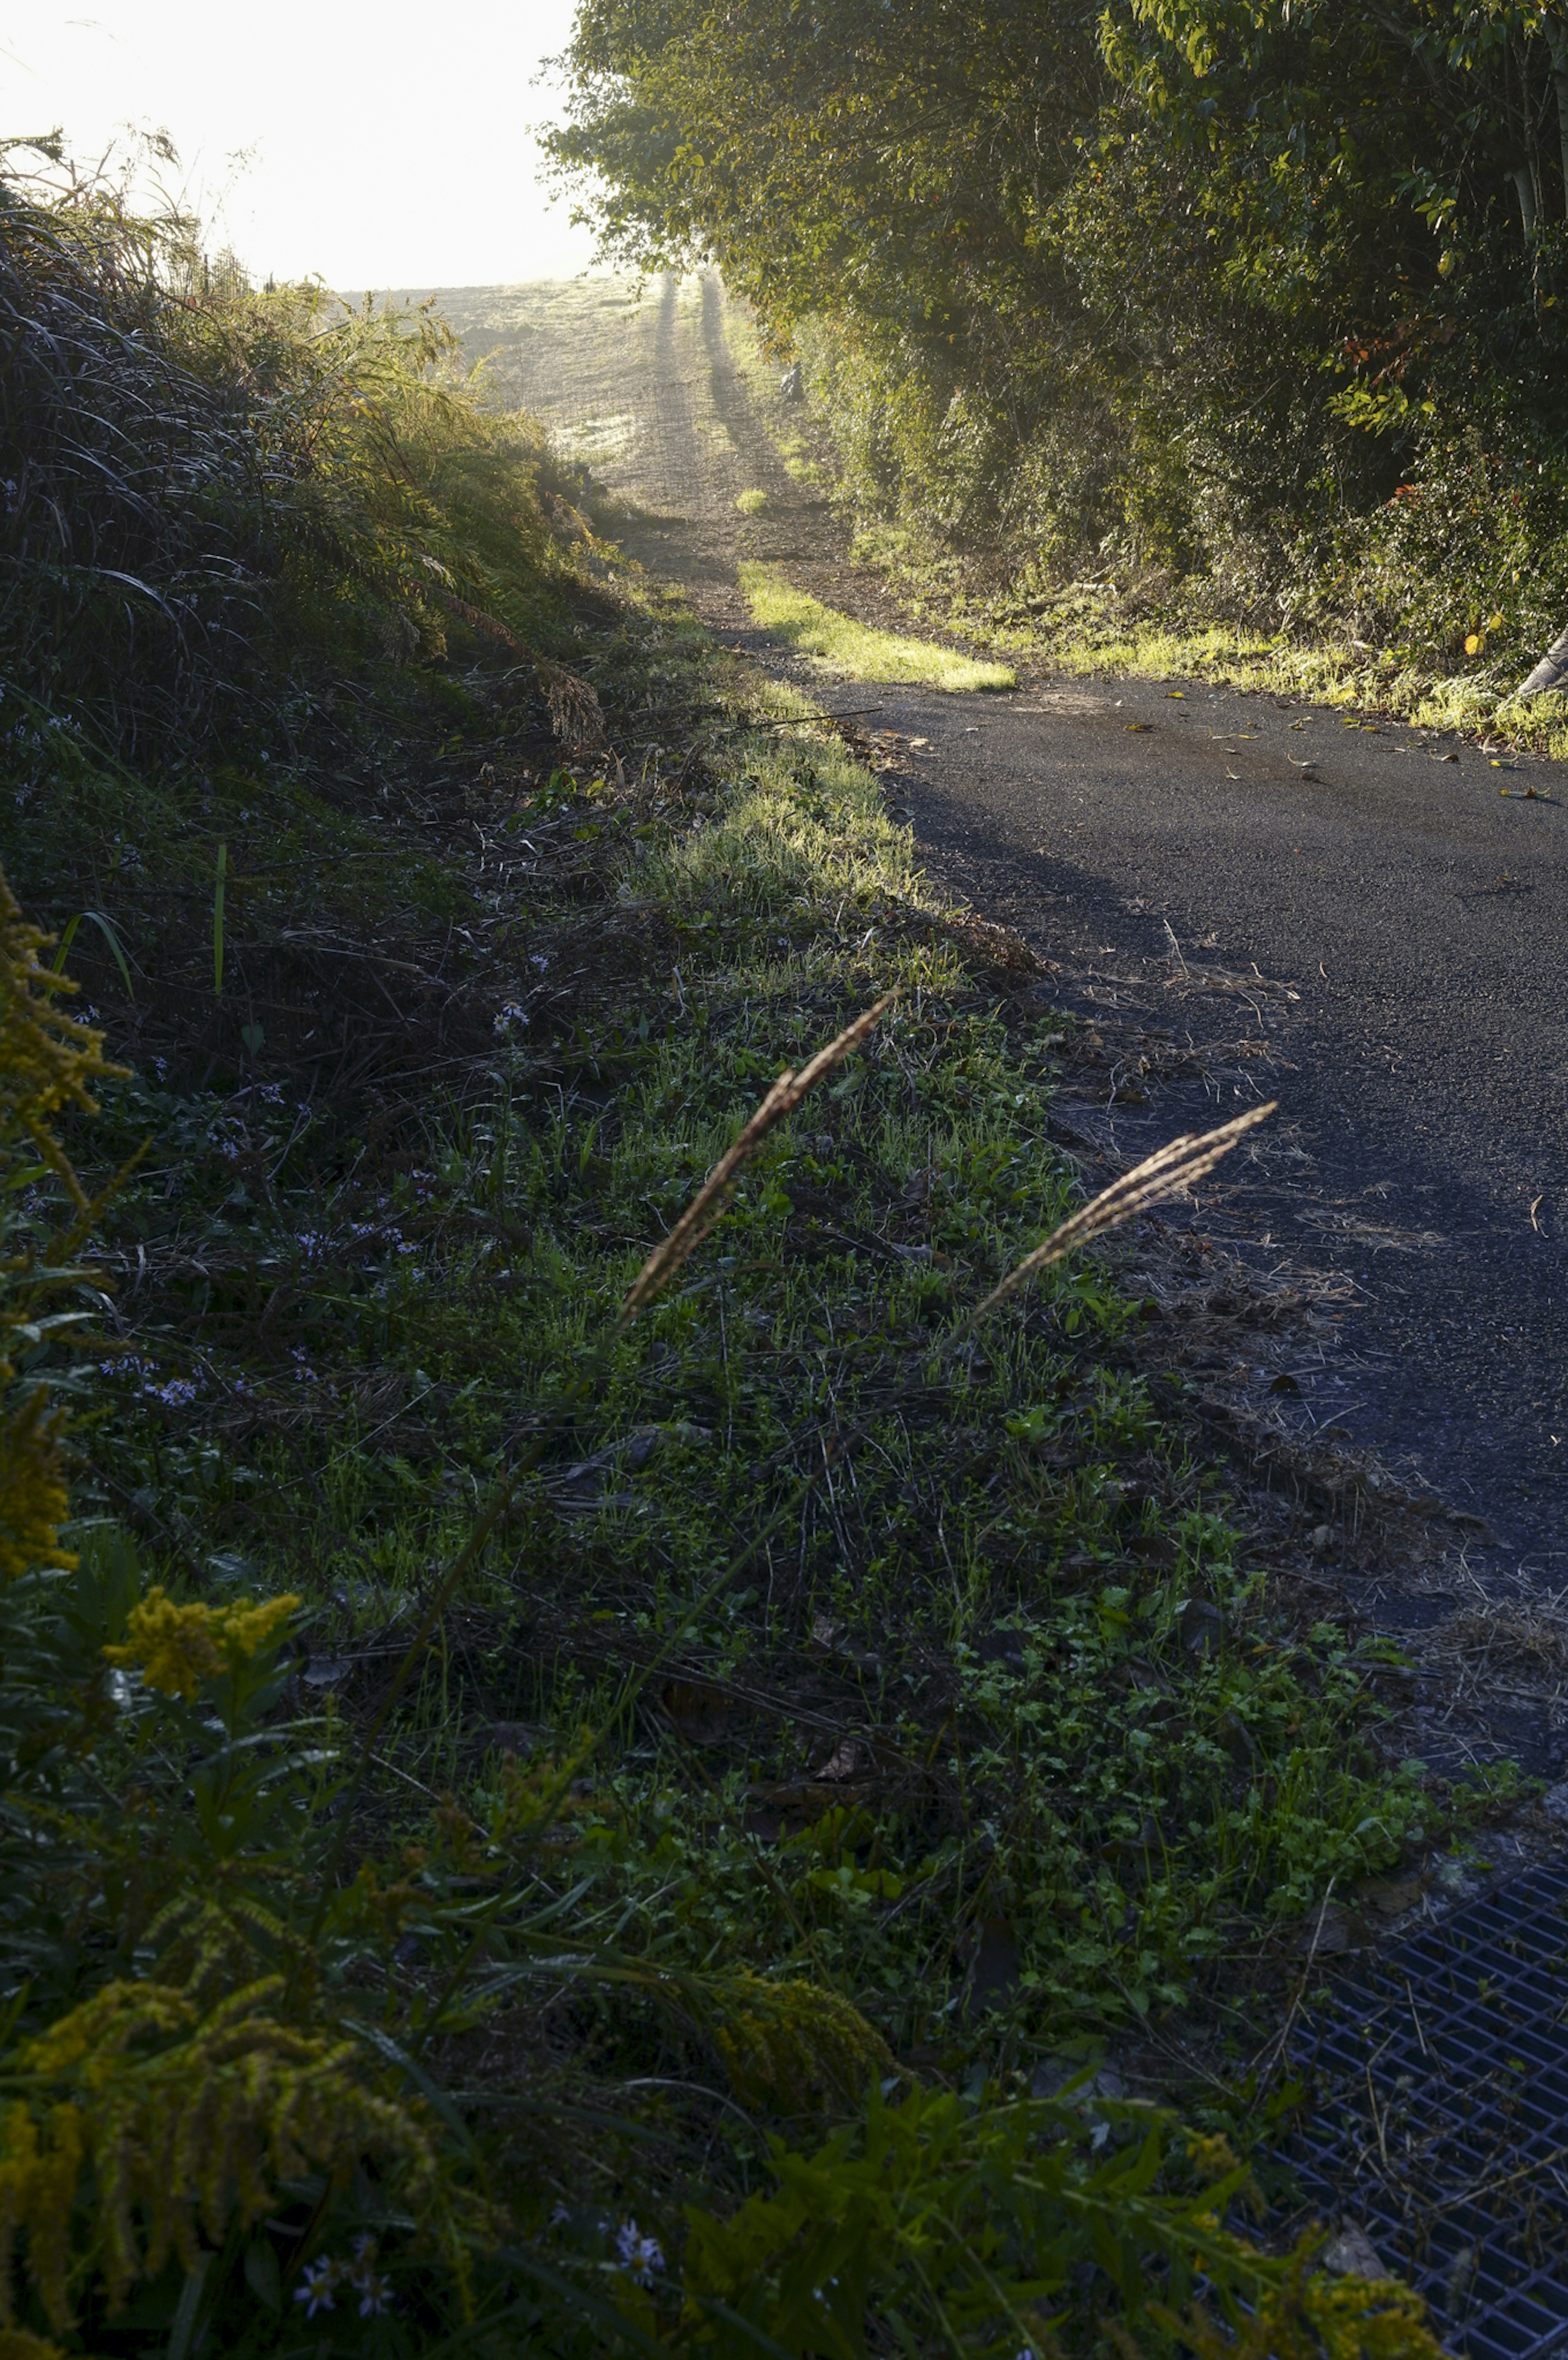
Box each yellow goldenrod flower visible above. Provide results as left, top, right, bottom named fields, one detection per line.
left=713, top=1970, right=893, bottom=2114
left=1186, top=2129, right=1242, bottom=2182
left=0, top=862, right=125, bottom=1234
left=2, top=1973, right=434, bottom=2332
left=1, top=857, right=129, bottom=1589
left=104, top=1593, right=224, bottom=1700
left=216, top=1593, right=301, bottom=1660
left=0, top=2328, right=71, bottom=2359
left=104, top=1588, right=301, bottom=1700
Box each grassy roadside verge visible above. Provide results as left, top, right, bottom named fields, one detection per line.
left=0, top=198, right=1478, bottom=2353
left=965, top=582, right=1568, bottom=749
left=13, top=569, right=1501, bottom=2308
left=839, top=540, right=1568, bottom=750
left=738, top=561, right=1015, bottom=689
left=66, top=657, right=1447, bottom=2042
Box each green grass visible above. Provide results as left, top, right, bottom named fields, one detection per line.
left=0, top=210, right=1498, bottom=2353
left=984, top=588, right=1568, bottom=743
left=735, top=486, right=769, bottom=513
left=836, top=532, right=1568, bottom=750
left=60, top=614, right=1477, bottom=2076
left=740, top=560, right=1016, bottom=690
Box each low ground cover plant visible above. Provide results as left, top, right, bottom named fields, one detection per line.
left=0, top=146, right=1468, bottom=2356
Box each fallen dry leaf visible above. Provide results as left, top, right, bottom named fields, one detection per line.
left=1354, top=1872, right=1426, bottom=1918
left=812, top=1736, right=870, bottom=1783
left=1324, top=2225, right=1390, bottom=2279
left=1180, top=1597, right=1225, bottom=1655
left=659, top=1677, right=735, bottom=1744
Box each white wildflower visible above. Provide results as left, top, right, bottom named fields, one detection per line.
left=615, top=2218, right=665, bottom=2287
left=294, top=2257, right=339, bottom=2317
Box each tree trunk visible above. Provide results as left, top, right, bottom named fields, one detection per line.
left=1548, top=16, right=1568, bottom=216
left=1514, top=162, right=1539, bottom=238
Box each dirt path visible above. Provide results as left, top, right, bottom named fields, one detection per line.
left=425, top=267, right=1568, bottom=1785
left=424, top=269, right=943, bottom=633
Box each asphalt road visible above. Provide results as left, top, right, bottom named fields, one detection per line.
left=799, top=667, right=1568, bottom=1574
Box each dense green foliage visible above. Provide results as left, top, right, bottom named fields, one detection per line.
left=548, top=0, right=1568, bottom=680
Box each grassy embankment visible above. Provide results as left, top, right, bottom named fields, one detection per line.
left=0, top=163, right=1481, bottom=2356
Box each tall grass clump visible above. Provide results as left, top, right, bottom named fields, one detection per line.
left=0, top=136, right=586, bottom=773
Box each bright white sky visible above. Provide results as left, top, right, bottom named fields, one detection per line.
left=1, top=2, right=603, bottom=289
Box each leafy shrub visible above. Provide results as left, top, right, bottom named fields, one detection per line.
left=550, top=0, right=1568, bottom=666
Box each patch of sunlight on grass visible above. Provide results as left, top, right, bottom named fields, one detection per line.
left=646, top=698, right=925, bottom=921
left=740, top=562, right=1015, bottom=692
left=736, top=488, right=769, bottom=515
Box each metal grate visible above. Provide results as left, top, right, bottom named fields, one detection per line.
left=1291, top=1865, right=1568, bottom=2360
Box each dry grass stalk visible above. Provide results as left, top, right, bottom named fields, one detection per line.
left=434, top=628, right=603, bottom=741
left=1429, top=1600, right=1568, bottom=1688
left=619, top=993, right=897, bottom=1322
left=438, top=590, right=526, bottom=652
left=538, top=658, right=606, bottom=749
left=961, top=1101, right=1276, bottom=1334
